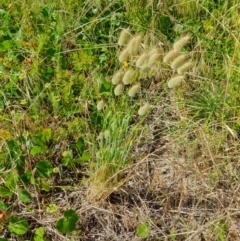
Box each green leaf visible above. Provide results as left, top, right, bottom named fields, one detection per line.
left=46, top=203, right=58, bottom=214
left=80, top=152, right=91, bottom=161
left=136, top=222, right=150, bottom=238
left=0, top=40, right=13, bottom=51
left=21, top=171, right=32, bottom=184
left=5, top=171, right=18, bottom=190
left=56, top=209, right=78, bottom=234
left=18, top=189, right=32, bottom=203
left=75, top=137, right=84, bottom=153
left=30, top=146, right=43, bottom=156
left=0, top=186, right=13, bottom=197
left=34, top=227, right=47, bottom=241
left=36, top=160, right=53, bottom=178
left=0, top=200, right=10, bottom=211
left=0, top=238, right=9, bottom=241
left=8, top=216, right=29, bottom=235
left=41, top=179, right=50, bottom=192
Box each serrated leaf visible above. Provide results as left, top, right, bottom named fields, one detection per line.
left=56, top=209, right=78, bottom=234
left=8, top=216, right=29, bottom=235
left=18, top=189, right=32, bottom=203
left=34, top=227, right=47, bottom=241
left=0, top=186, right=13, bottom=197
left=136, top=222, right=150, bottom=238
left=30, top=146, right=43, bottom=156
left=36, top=160, right=53, bottom=178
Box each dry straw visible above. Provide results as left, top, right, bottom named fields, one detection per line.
left=136, top=52, right=149, bottom=68
left=171, top=54, right=187, bottom=70
left=118, top=29, right=130, bottom=46
left=177, top=61, right=194, bottom=74
left=173, top=35, right=191, bottom=50
left=122, top=69, right=136, bottom=85
left=114, top=83, right=124, bottom=96
left=128, top=83, right=140, bottom=97
left=119, top=48, right=129, bottom=62
left=163, top=49, right=179, bottom=64
left=97, top=100, right=105, bottom=110
left=167, top=75, right=184, bottom=88
left=112, top=70, right=123, bottom=85
left=138, top=103, right=150, bottom=116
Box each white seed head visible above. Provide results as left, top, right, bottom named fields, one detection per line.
left=112, top=70, right=123, bottom=85
left=104, top=130, right=110, bottom=139
left=118, top=29, right=130, bottom=46
left=128, top=83, right=141, bottom=97
left=136, top=52, right=149, bottom=68
left=97, top=100, right=105, bottom=110
left=167, top=75, right=184, bottom=88
left=127, top=35, right=142, bottom=55
left=122, top=69, right=136, bottom=85
left=173, top=35, right=191, bottom=50
left=114, top=83, right=124, bottom=96
left=138, top=103, right=150, bottom=116
left=163, top=49, right=179, bottom=64
left=98, top=132, right=104, bottom=140
left=149, top=47, right=160, bottom=56
left=170, top=54, right=187, bottom=70
left=177, top=61, right=194, bottom=74
left=140, top=65, right=150, bottom=73
left=119, top=48, right=129, bottom=62
left=147, top=53, right=160, bottom=67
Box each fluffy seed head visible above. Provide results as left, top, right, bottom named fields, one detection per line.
left=118, top=29, right=130, bottom=46
left=128, top=83, right=141, bottom=97
left=170, top=54, right=187, bottom=70
left=140, top=65, right=150, bottom=73
left=114, top=83, right=124, bottom=96
left=163, top=49, right=179, bottom=64
left=136, top=52, right=149, bottom=68
left=138, top=103, right=150, bottom=116
left=122, top=69, right=136, bottom=85
left=147, top=53, right=160, bottom=67
left=167, top=75, right=184, bottom=88
left=127, top=35, right=142, bottom=55
left=119, top=48, right=129, bottom=62
left=177, top=61, right=194, bottom=74
left=112, top=70, right=123, bottom=85
left=97, top=100, right=105, bottom=110
left=173, top=35, right=191, bottom=50
left=149, top=47, right=160, bottom=56
left=104, top=130, right=110, bottom=139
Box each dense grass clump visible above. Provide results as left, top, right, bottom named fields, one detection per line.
left=0, top=0, right=239, bottom=240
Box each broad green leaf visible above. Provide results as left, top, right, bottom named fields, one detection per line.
left=5, top=171, right=18, bottom=190
left=41, top=179, right=50, bottom=192
left=136, top=222, right=150, bottom=238
left=34, top=227, right=47, bottom=241
left=80, top=152, right=91, bottom=162
left=0, top=186, right=13, bottom=197
left=75, top=137, right=84, bottom=153
left=21, top=171, right=32, bottom=184
left=30, top=146, right=43, bottom=156
left=8, top=216, right=29, bottom=235
left=0, top=238, right=9, bottom=241
left=36, top=160, right=53, bottom=178
left=56, top=209, right=78, bottom=234
left=0, top=200, right=10, bottom=211
left=18, top=189, right=32, bottom=203
left=0, top=40, right=13, bottom=51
